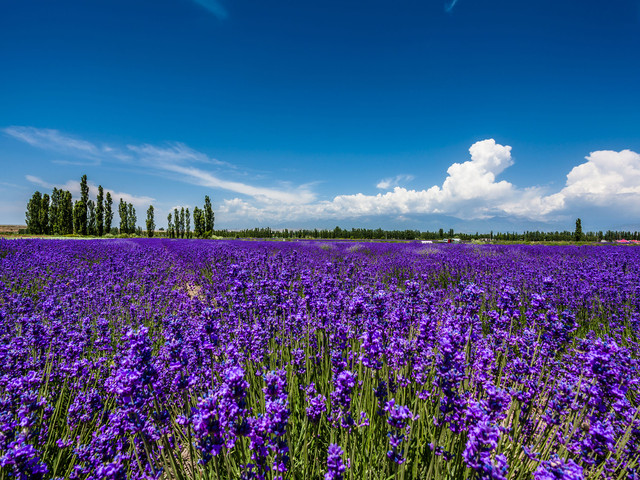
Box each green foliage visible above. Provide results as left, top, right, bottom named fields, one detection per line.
left=25, top=191, right=42, bottom=234
left=174, top=208, right=180, bottom=238
left=105, top=192, right=113, bottom=233
left=118, top=198, right=127, bottom=234
left=193, top=206, right=204, bottom=238
left=80, top=174, right=89, bottom=204
left=203, top=195, right=214, bottom=237
left=167, top=213, right=173, bottom=239
left=96, top=186, right=104, bottom=236
left=115, top=199, right=137, bottom=235
left=180, top=207, right=185, bottom=239
left=575, top=218, right=583, bottom=242
left=87, top=200, right=96, bottom=236
left=79, top=174, right=89, bottom=234
left=73, top=200, right=86, bottom=235
left=146, top=205, right=155, bottom=237
left=50, top=188, right=60, bottom=235
left=40, top=193, right=50, bottom=234
left=61, top=191, right=74, bottom=235
left=127, top=202, right=137, bottom=234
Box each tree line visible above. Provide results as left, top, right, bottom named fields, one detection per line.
left=213, top=220, right=640, bottom=242
left=165, top=195, right=215, bottom=238
left=25, top=175, right=216, bottom=238
left=25, top=181, right=638, bottom=242
left=26, top=176, right=116, bottom=236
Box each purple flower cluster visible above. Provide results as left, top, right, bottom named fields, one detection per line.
left=534, top=455, right=584, bottom=480
left=325, top=443, right=349, bottom=480
left=329, top=370, right=358, bottom=429
left=192, top=364, right=249, bottom=463
left=384, top=399, right=417, bottom=464
left=463, top=401, right=506, bottom=479
left=305, top=383, right=327, bottom=423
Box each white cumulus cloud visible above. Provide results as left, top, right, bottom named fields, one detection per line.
left=316, top=139, right=518, bottom=220
left=561, top=149, right=640, bottom=204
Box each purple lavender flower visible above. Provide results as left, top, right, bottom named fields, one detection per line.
left=463, top=402, right=501, bottom=476
left=0, top=435, right=48, bottom=479
left=262, top=369, right=290, bottom=476
left=325, top=444, right=349, bottom=480
left=291, top=348, right=306, bottom=374
left=192, top=394, right=225, bottom=462
left=384, top=399, right=416, bottom=464
left=305, top=383, right=327, bottom=423
left=434, top=324, right=467, bottom=432
left=534, top=455, right=584, bottom=480
left=481, top=453, right=508, bottom=480
left=191, top=364, right=250, bottom=464
left=360, top=329, right=384, bottom=370
left=330, top=370, right=357, bottom=429
left=373, top=380, right=388, bottom=416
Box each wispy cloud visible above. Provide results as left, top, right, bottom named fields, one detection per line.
left=190, top=0, right=228, bottom=19
left=127, top=143, right=314, bottom=204
left=25, top=175, right=155, bottom=208
left=376, top=174, right=415, bottom=190
left=8, top=126, right=314, bottom=205
left=445, top=0, right=460, bottom=13
left=153, top=161, right=316, bottom=204
left=3, top=126, right=103, bottom=165
left=127, top=143, right=230, bottom=167
left=0, top=181, right=26, bottom=190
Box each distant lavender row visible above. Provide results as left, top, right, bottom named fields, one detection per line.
left=0, top=239, right=638, bottom=479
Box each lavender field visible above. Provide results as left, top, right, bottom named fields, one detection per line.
left=1, top=239, right=638, bottom=480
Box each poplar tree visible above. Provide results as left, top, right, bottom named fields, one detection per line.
left=96, top=186, right=104, bottom=236
left=127, top=203, right=136, bottom=234
left=105, top=192, right=113, bottom=234
left=50, top=188, right=61, bottom=235
left=26, top=191, right=42, bottom=234
left=185, top=208, right=191, bottom=239
left=61, top=191, right=74, bottom=234
left=119, top=199, right=128, bottom=234
left=174, top=208, right=180, bottom=238
left=180, top=207, right=185, bottom=239
left=87, top=200, right=96, bottom=235
left=203, top=195, right=214, bottom=237
left=40, top=193, right=50, bottom=235
left=193, top=206, right=203, bottom=238
left=73, top=201, right=85, bottom=234
left=167, top=213, right=173, bottom=238
left=575, top=218, right=583, bottom=242
left=79, top=175, right=89, bottom=235
left=146, top=205, right=155, bottom=237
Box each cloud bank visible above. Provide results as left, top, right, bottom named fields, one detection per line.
left=5, top=125, right=640, bottom=227
left=218, top=139, right=640, bottom=224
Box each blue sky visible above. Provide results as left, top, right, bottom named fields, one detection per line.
left=1, top=0, right=639, bottom=232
